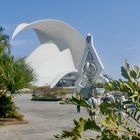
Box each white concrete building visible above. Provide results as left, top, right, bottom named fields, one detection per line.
left=12, top=19, right=106, bottom=90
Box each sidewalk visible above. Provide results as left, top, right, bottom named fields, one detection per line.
left=0, top=94, right=93, bottom=140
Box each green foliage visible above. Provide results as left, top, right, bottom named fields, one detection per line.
left=54, top=117, right=101, bottom=140
left=0, top=26, right=35, bottom=94
left=105, top=61, right=140, bottom=125
left=0, top=94, right=15, bottom=118
left=55, top=61, right=140, bottom=140
left=0, top=26, right=35, bottom=119
left=59, top=95, right=94, bottom=112
left=0, top=52, right=35, bottom=94
left=100, top=102, right=117, bottom=115
left=121, top=60, right=140, bottom=81
left=0, top=94, right=23, bottom=119
left=32, top=88, right=71, bottom=100
left=0, top=26, right=9, bottom=51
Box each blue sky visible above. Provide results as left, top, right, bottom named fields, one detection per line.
left=1, top=0, right=140, bottom=79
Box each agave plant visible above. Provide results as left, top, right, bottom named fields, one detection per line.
left=0, top=52, right=35, bottom=94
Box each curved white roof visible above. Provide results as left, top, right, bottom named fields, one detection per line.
left=12, top=19, right=85, bottom=87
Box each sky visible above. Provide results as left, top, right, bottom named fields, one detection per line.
left=1, top=0, right=140, bottom=79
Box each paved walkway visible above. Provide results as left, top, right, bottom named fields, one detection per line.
left=0, top=94, right=94, bottom=140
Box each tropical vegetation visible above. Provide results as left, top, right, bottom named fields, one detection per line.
left=0, top=26, right=35, bottom=119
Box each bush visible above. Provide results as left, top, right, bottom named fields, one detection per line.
left=0, top=94, right=23, bottom=120
left=32, top=87, right=74, bottom=101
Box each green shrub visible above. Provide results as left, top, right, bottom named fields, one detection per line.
left=0, top=94, right=22, bottom=119
left=32, top=88, right=72, bottom=101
